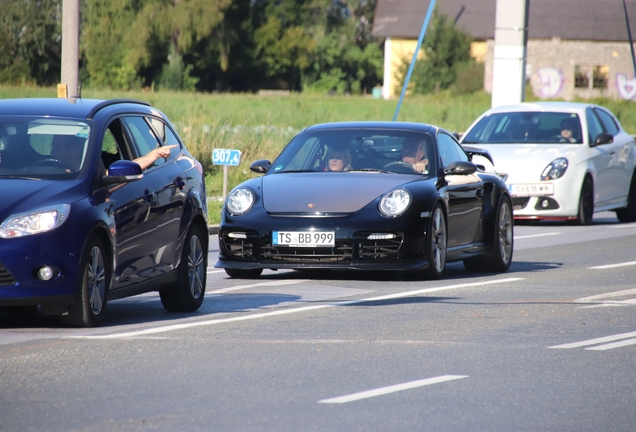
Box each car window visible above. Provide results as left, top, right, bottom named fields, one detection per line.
left=269, top=129, right=436, bottom=176
left=0, top=118, right=89, bottom=179
left=438, top=133, right=469, bottom=167
left=121, top=116, right=166, bottom=168
left=593, top=108, right=620, bottom=135
left=463, top=112, right=583, bottom=144
left=586, top=107, right=604, bottom=144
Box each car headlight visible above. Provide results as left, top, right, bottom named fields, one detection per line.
left=541, top=158, right=568, bottom=180
left=379, top=189, right=411, bottom=217
left=0, top=204, right=71, bottom=238
left=226, top=188, right=255, bottom=215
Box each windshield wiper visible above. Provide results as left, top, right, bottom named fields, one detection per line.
left=275, top=169, right=316, bottom=173
left=349, top=168, right=390, bottom=173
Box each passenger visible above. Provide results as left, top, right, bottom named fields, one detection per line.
left=557, top=118, right=579, bottom=143
left=402, top=137, right=429, bottom=173
left=133, top=145, right=177, bottom=170
left=325, top=146, right=351, bottom=172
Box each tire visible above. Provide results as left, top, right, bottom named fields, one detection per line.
left=465, top=195, right=514, bottom=273
left=616, top=171, right=636, bottom=222
left=224, top=268, right=263, bottom=279
left=62, top=235, right=109, bottom=327
left=160, top=224, right=207, bottom=312
left=423, top=204, right=447, bottom=279
left=576, top=176, right=594, bottom=225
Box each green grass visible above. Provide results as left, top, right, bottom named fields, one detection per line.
left=2, top=85, right=635, bottom=224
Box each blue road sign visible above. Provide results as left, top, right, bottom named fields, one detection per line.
left=212, top=148, right=241, bottom=166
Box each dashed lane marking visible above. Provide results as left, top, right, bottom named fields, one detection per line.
left=589, top=261, right=636, bottom=270
left=318, top=375, right=469, bottom=404
left=514, top=232, right=561, bottom=240
left=549, top=330, right=636, bottom=350
left=575, top=288, right=636, bottom=308
left=67, top=277, right=524, bottom=339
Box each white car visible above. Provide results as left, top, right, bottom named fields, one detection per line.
left=460, top=102, right=636, bottom=224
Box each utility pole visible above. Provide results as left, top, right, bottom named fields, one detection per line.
left=491, top=0, right=529, bottom=108
left=59, top=0, right=80, bottom=98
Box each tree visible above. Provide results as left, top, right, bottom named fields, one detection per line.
left=83, top=0, right=230, bottom=89
left=0, top=0, right=61, bottom=85
left=397, top=7, right=472, bottom=94
left=303, top=0, right=383, bottom=94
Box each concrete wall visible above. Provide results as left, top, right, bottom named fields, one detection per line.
left=485, top=38, right=636, bottom=101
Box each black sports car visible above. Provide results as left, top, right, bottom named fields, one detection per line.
left=215, top=121, right=513, bottom=279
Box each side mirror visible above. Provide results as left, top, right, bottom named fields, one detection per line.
left=250, top=159, right=271, bottom=174
left=461, top=145, right=495, bottom=165
left=592, top=132, right=613, bottom=146
left=444, top=161, right=477, bottom=175
left=102, top=160, right=143, bottom=185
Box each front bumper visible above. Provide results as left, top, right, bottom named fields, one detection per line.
left=215, top=211, right=431, bottom=271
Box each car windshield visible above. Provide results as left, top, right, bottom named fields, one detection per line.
left=269, top=129, right=436, bottom=176
left=462, top=112, right=583, bottom=144
left=0, top=118, right=90, bottom=179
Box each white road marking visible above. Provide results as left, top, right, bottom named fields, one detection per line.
left=208, top=279, right=309, bottom=294
left=586, top=338, right=636, bottom=351
left=514, top=232, right=561, bottom=240
left=589, top=261, right=636, bottom=270
left=318, top=375, right=469, bottom=404
left=207, top=269, right=225, bottom=274
left=67, top=277, right=523, bottom=339
left=575, top=288, right=636, bottom=308
left=548, top=330, right=636, bottom=349
left=608, top=223, right=636, bottom=229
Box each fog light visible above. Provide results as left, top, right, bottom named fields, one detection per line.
left=37, top=266, right=55, bottom=281
left=228, top=232, right=247, bottom=239
left=541, top=199, right=549, bottom=208
left=367, top=233, right=396, bottom=240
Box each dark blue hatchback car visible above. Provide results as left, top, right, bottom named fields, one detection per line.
left=0, top=98, right=208, bottom=326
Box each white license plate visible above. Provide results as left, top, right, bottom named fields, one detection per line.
left=508, top=183, right=554, bottom=197
left=272, top=231, right=335, bottom=247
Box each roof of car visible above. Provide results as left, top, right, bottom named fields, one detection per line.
left=484, top=101, right=597, bottom=115
left=0, top=98, right=151, bottom=120
left=303, top=121, right=440, bottom=134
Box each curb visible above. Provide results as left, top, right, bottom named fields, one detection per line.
left=208, top=225, right=219, bottom=235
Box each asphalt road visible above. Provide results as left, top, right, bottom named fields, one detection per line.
left=1, top=212, right=635, bottom=431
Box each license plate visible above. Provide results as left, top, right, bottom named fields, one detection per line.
left=272, top=231, right=335, bottom=247
left=508, top=183, right=554, bottom=197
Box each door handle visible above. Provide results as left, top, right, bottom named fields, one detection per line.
left=173, top=176, right=186, bottom=189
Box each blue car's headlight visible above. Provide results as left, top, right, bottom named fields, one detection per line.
left=0, top=204, right=70, bottom=238
left=379, top=189, right=411, bottom=217
left=226, top=188, right=255, bottom=215
left=541, top=158, right=568, bottom=180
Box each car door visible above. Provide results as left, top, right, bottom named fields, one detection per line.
left=592, top=107, right=633, bottom=206
left=121, top=116, right=185, bottom=275
left=438, top=133, right=483, bottom=247
left=101, top=119, right=158, bottom=288
left=586, top=107, right=621, bottom=208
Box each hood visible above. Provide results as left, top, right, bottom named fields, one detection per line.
left=474, top=143, right=579, bottom=179
left=261, top=172, right=417, bottom=213
left=0, top=178, right=87, bottom=220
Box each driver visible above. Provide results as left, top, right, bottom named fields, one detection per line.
left=557, top=118, right=579, bottom=143
left=402, top=137, right=428, bottom=173
left=50, top=135, right=86, bottom=171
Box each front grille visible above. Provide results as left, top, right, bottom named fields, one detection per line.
left=260, top=243, right=354, bottom=263
left=359, top=239, right=401, bottom=259
left=512, top=197, right=530, bottom=210
left=0, top=262, right=16, bottom=286
left=223, top=238, right=255, bottom=260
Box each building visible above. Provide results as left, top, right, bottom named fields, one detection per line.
left=372, top=0, right=636, bottom=101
